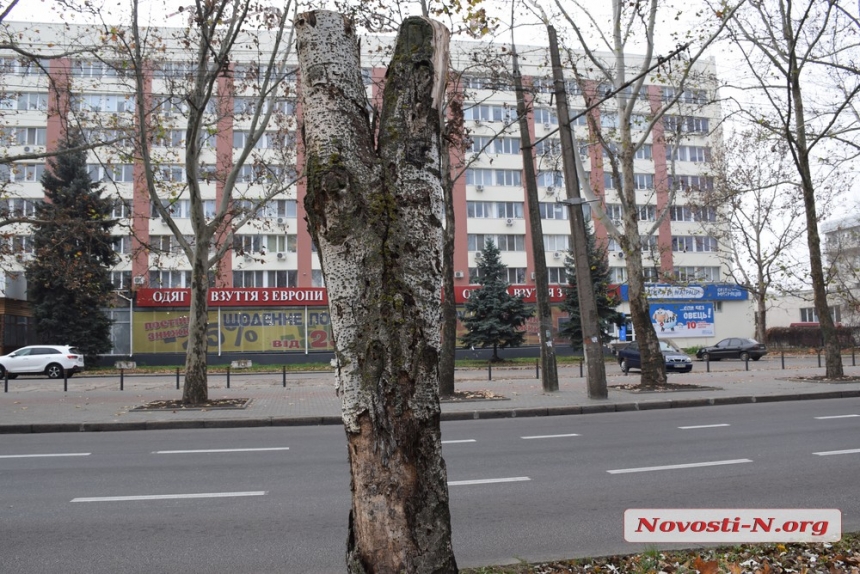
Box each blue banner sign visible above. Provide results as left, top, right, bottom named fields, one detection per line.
left=619, top=284, right=748, bottom=301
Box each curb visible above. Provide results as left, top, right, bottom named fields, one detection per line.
left=1, top=390, right=858, bottom=434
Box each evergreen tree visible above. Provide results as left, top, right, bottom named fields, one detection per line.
left=560, top=229, right=625, bottom=347
left=26, top=129, right=118, bottom=364
left=460, top=239, right=533, bottom=361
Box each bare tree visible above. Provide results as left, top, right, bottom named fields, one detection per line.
left=701, top=127, right=812, bottom=343
left=297, top=10, right=457, bottom=573
left=534, top=0, right=743, bottom=387
left=722, top=0, right=860, bottom=377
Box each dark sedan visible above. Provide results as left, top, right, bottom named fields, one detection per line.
left=617, top=340, right=693, bottom=374
left=695, top=338, right=767, bottom=361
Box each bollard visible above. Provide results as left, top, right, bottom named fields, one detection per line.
left=579, top=359, right=583, bottom=378
left=853, top=347, right=856, bottom=367
left=4, top=370, right=7, bottom=393
left=745, top=356, right=749, bottom=371
left=706, top=356, right=710, bottom=373
left=818, top=350, right=822, bottom=368
left=488, top=361, right=492, bottom=381
left=226, top=366, right=231, bottom=389
left=781, top=351, right=785, bottom=370
left=535, top=359, right=539, bottom=380
left=120, top=368, right=124, bottom=391
left=283, top=365, right=287, bottom=388
left=64, top=369, right=68, bottom=392
left=176, top=367, right=180, bottom=390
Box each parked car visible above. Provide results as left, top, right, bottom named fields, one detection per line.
left=0, top=345, right=85, bottom=379
left=695, top=338, right=767, bottom=361
left=617, top=340, right=693, bottom=374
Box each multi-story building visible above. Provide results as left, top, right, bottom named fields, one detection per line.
left=0, top=22, right=754, bottom=360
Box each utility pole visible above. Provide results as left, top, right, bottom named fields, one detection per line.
left=511, top=40, right=559, bottom=392
left=547, top=25, right=608, bottom=399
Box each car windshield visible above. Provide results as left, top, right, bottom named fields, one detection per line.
left=740, top=339, right=759, bottom=345
left=659, top=341, right=680, bottom=353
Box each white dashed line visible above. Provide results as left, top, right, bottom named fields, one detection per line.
left=153, top=448, right=290, bottom=454
left=0, top=453, right=91, bottom=459
left=71, top=491, right=268, bottom=502
left=448, top=477, right=531, bottom=486
left=814, top=415, right=860, bottom=420
left=678, top=424, right=730, bottom=429
left=521, top=433, right=581, bottom=439
left=442, top=439, right=476, bottom=444
left=607, top=459, right=753, bottom=474
left=813, top=448, right=860, bottom=456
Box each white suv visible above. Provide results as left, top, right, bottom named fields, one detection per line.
left=0, top=345, right=85, bottom=379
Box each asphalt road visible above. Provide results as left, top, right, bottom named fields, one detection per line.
left=1, top=398, right=858, bottom=573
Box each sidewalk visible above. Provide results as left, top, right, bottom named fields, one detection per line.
left=2, top=361, right=860, bottom=434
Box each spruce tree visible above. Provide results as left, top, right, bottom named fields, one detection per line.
left=460, top=238, right=532, bottom=361
left=560, top=229, right=624, bottom=347
left=26, top=129, right=118, bottom=364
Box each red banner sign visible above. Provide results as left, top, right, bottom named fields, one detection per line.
left=135, top=288, right=329, bottom=307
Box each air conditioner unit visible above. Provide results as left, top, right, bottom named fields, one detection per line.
left=475, top=185, right=484, bottom=192
left=546, top=187, right=555, bottom=196
left=454, top=271, right=464, bottom=278
left=23, top=146, right=31, bottom=152
left=277, top=252, right=285, bottom=260
left=616, top=251, right=625, bottom=258
left=553, top=251, right=562, bottom=259
left=244, top=254, right=252, bottom=262
left=613, top=219, right=622, bottom=227
left=505, top=218, right=514, bottom=226
left=276, top=217, right=286, bottom=226
left=160, top=218, right=169, bottom=225
left=133, top=276, right=146, bottom=286
left=543, top=123, right=551, bottom=130
left=530, top=272, right=536, bottom=279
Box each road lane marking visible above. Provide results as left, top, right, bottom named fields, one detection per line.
left=0, top=453, right=91, bottom=459
left=448, top=477, right=530, bottom=486
left=607, top=459, right=753, bottom=474
left=71, top=491, right=267, bottom=502
left=521, top=433, right=581, bottom=440
left=813, top=448, right=860, bottom=456
left=815, top=415, right=860, bottom=420
left=153, top=448, right=290, bottom=454
left=678, top=424, right=730, bottom=429
left=441, top=440, right=476, bottom=444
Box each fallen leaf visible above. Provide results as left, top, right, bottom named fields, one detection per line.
left=694, top=556, right=719, bottom=574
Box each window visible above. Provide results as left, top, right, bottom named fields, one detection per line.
left=468, top=136, right=490, bottom=154
left=154, top=130, right=185, bottom=147
left=312, top=269, right=325, bottom=288
left=88, top=164, right=134, bottom=183
left=150, top=234, right=186, bottom=255
left=640, top=235, right=658, bottom=251
left=154, top=61, right=197, bottom=78
left=535, top=139, right=561, bottom=156
left=633, top=173, right=654, bottom=190
left=537, top=171, right=563, bottom=188
left=493, top=138, right=520, bottom=154
left=670, top=205, right=717, bottom=222
left=233, top=270, right=297, bottom=288
left=634, top=144, right=653, bottom=160
left=799, top=306, right=841, bottom=323
left=72, top=93, right=134, bottom=113
left=496, top=202, right=523, bottom=219
left=533, top=108, right=558, bottom=126
left=10, top=235, right=34, bottom=254
left=9, top=93, right=48, bottom=111
left=610, top=266, right=627, bottom=283
left=638, top=205, right=656, bottom=221
left=152, top=199, right=191, bottom=219
left=672, top=266, right=722, bottom=282
left=14, top=164, right=45, bottom=182
left=603, top=173, right=617, bottom=190
left=150, top=270, right=191, bottom=288
left=642, top=267, right=662, bottom=282
left=539, top=202, right=568, bottom=220
left=73, top=59, right=127, bottom=77
left=233, top=131, right=288, bottom=149
left=465, top=169, right=493, bottom=187
left=112, top=235, right=132, bottom=254
left=11, top=128, right=47, bottom=146
left=264, top=234, right=297, bottom=253
left=600, top=113, right=618, bottom=129
left=158, top=96, right=189, bottom=116
left=3, top=198, right=40, bottom=217
left=467, top=234, right=525, bottom=251
left=260, top=199, right=298, bottom=219
left=547, top=267, right=567, bottom=284
left=505, top=268, right=526, bottom=284
left=533, top=78, right=582, bottom=97
left=463, top=104, right=514, bottom=123
left=668, top=175, right=714, bottom=192
left=111, top=271, right=133, bottom=291
left=495, top=170, right=522, bottom=187
left=234, top=235, right=263, bottom=254
left=544, top=235, right=569, bottom=252
left=663, top=87, right=708, bottom=105
left=467, top=201, right=493, bottom=218
left=664, top=115, right=710, bottom=134
left=112, top=200, right=130, bottom=219
left=154, top=165, right=186, bottom=183
left=605, top=203, right=624, bottom=221
left=667, top=145, right=711, bottom=162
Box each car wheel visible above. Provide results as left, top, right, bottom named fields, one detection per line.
left=46, top=363, right=65, bottom=379
left=620, top=359, right=629, bottom=375
left=702, top=352, right=710, bottom=362
left=740, top=351, right=750, bottom=362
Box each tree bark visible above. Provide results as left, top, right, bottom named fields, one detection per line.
left=438, top=106, right=458, bottom=398
left=296, top=11, right=457, bottom=573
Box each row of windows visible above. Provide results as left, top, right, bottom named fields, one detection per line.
left=0, top=57, right=49, bottom=75
left=667, top=145, right=711, bottom=162
left=602, top=204, right=719, bottom=223
left=466, top=201, right=524, bottom=219
left=672, top=236, right=719, bottom=252
left=0, top=93, right=48, bottom=111
left=152, top=199, right=297, bottom=220
left=0, top=127, right=47, bottom=146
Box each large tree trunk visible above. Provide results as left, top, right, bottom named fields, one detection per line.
left=438, top=114, right=457, bottom=398
left=182, top=246, right=210, bottom=404
left=296, top=11, right=457, bottom=573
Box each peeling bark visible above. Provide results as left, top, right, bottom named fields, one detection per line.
left=296, top=11, right=456, bottom=573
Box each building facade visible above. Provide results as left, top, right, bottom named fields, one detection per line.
left=0, top=22, right=754, bottom=358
